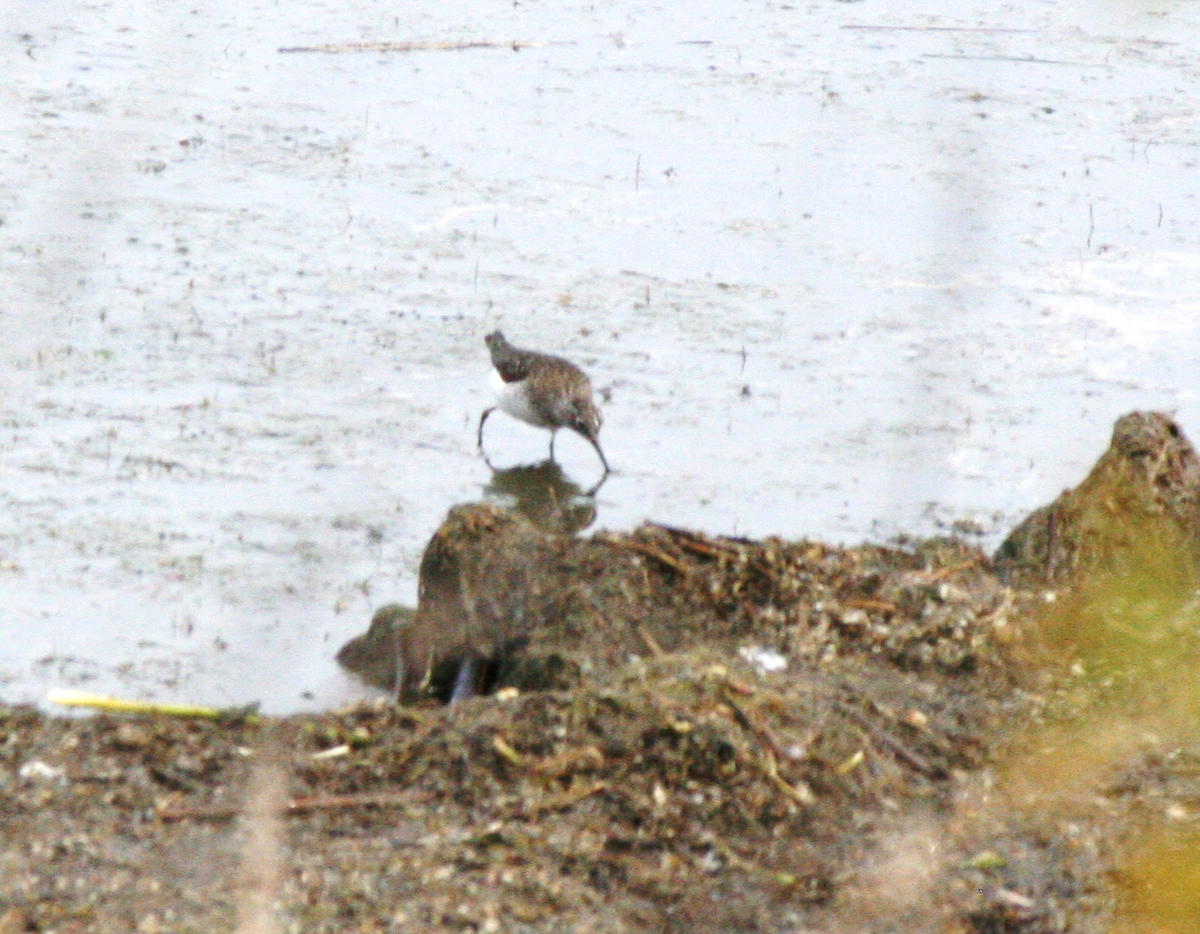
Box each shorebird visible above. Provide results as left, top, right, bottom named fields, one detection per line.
left=477, top=330, right=610, bottom=475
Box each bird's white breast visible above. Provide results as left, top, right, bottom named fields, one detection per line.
left=490, top=368, right=549, bottom=427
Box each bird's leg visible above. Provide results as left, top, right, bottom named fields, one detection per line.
left=477, top=408, right=501, bottom=471
left=549, top=428, right=559, bottom=461
left=477, top=407, right=496, bottom=450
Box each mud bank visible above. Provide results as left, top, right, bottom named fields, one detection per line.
left=6, top=412, right=1200, bottom=932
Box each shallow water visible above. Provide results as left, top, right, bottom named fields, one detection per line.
left=1, top=0, right=1198, bottom=711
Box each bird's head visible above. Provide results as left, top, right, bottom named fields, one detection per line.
left=484, top=331, right=507, bottom=353
left=568, top=397, right=603, bottom=443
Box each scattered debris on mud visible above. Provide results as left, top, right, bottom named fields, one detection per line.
left=4, top=412, right=1200, bottom=932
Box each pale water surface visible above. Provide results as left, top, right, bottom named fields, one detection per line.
left=0, top=0, right=1197, bottom=710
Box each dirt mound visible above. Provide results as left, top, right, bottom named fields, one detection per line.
left=11, top=412, right=1200, bottom=932
left=995, top=410, right=1200, bottom=585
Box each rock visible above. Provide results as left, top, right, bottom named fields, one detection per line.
left=335, top=604, right=414, bottom=694
left=339, top=503, right=563, bottom=702
left=995, top=411, right=1200, bottom=584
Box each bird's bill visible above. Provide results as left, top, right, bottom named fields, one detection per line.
left=589, top=437, right=611, bottom=474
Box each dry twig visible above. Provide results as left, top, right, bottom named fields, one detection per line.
left=159, top=791, right=414, bottom=823
left=604, top=538, right=692, bottom=576
left=279, top=39, right=552, bottom=54
left=835, top=701, right=937, bottom=777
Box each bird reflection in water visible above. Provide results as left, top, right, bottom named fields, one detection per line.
left=483, top=459, right=599, bottom=535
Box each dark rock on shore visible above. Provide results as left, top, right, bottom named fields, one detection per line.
left=995, top=410, right=1200, bottom=585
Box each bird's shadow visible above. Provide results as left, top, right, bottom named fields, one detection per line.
left=483, top=459, right=601, bottom=534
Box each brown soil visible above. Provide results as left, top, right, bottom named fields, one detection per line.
left=5, top=412, right=1200, bottom=933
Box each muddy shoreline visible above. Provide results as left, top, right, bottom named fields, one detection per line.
left=6, top=411, right=1200, bottom=931
left=4, top=534, right=1051, bottom=933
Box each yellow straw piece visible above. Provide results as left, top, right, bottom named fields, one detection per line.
left=46, top=688, right=259, bottom=722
